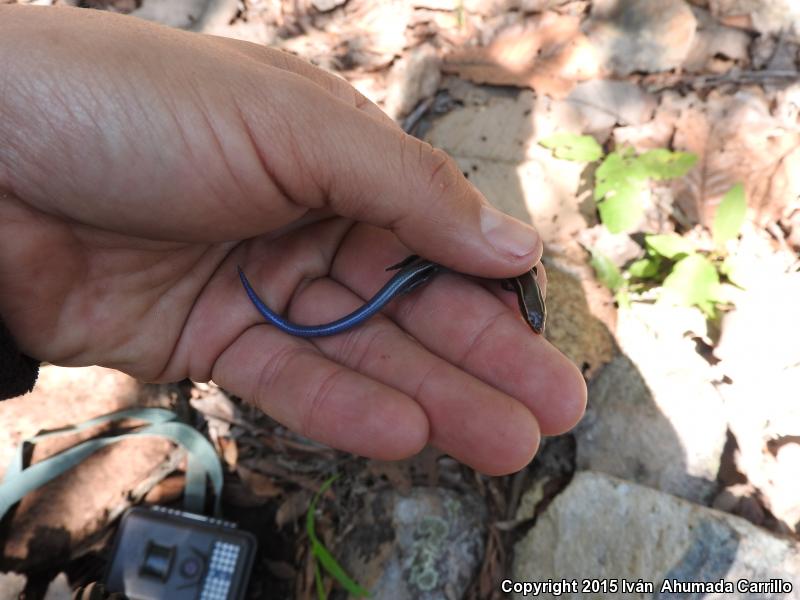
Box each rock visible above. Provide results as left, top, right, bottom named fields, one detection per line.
left=206, top=19, right=277, bottom=45
left=311, top=0, right=346, bottom=12
left=131, top=0, right=238, bottom=31
left=512, top=472, right=800, bottom=599
left=515, top=435, right=576, bottom=521
left=424, top=91, right=589, bottom=249
left=715, top=259, right=800, bottom=376
left=541, top=265, right=615, bottom=379
left=439, top=76, right=494, bottom=108
left=0, top=572, right=26, bottom=600
left=424, top=91, right=615, bottom=374
left=42, top=573, right=71, bottom=600
left=584, top=0, right=697, bottom=76
left=338, top=487, right=486, bottom=600
left=575, top=302, right=727, bottom=503
left=714, top=266, right=800, bottom=533
left=713, top=484, right=767, bottom=527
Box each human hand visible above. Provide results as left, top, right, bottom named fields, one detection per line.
left=0, top=5, right=585, bottom=474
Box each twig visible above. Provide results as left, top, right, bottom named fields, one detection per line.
left=645, top=69, right=800, bottom=92
left=402, top=96, right=435, bottom=134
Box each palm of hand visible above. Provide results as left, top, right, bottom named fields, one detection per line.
left=0, top=5, right=586, bottom=474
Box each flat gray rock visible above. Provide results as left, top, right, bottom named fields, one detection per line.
left=131, top=0, right=237, bottom=31
left=423, top=91, right=588, bottom=248
left=715, top=268, right=800, bottom=533
left=574, top=303, right=727, bottom=504
left=337, top=487, right=486, bottom=600
left=513, top=472, right=800, bottom=599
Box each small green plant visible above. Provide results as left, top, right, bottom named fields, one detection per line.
left=306, top=474, right=370, bottom=599
left=540, top=133, right=747, bottom=316
left=589, top=185, right=747, bottom=316
left=540, top=134, right=697, bottom=233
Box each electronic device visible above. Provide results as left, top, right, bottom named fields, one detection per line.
left=105, top=505, right=257, bottom=600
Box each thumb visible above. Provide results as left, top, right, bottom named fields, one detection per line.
left=240, top=70, right=543, bottom=277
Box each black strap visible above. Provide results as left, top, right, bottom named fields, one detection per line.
left=0, top=315, right=39, bottom=400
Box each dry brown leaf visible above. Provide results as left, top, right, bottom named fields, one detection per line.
left=218, top=436, right=239, bottom=468
left=710, top=0, right=800, bottom=36
left=276, top=489, right=313, bottom=529
left=237, top=465, right=283, bottom=499
left=612, top=91, right=684, bottom=152
left=682, top=7, right=750, bottom=72
left=297, top=542, right=316, bottom=600
left=716, top=13, right=754, bottom=29
left=144, top=473, right=186, bottom=505
left=366, top=460, right=413, bottom=493
left=239, top=457, right=320, bottom=492
left=264, top=559, right=297, bottom=581
left=672, top=90, right=800, bottom=226
left=475, top=525, right=505, bottom=600
left=443, top=12, right=603, bottom=98
left=462, top=0, right=568, bottom=17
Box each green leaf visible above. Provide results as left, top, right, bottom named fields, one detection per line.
left=589, top=248, right=625, bottom=292
left=645, top=234, right=695, bottom=260
left=627, top=256, right=661, bottom=279
left=712, top=183, right=746, bottom=247
left=597, top=180, right=644, bottom=233
left=637, top=149, right=697, bottom=180
left=539, top=133, right=603, bottom=162
left=306, top=475, right=371, bottom=598
left=594, top=150, right=650, bottom=199
left=660, top=254, right=721, bottom=315
left=306, top=474, right=338, bottom=540
left=312, top=540, right=370, bottom=597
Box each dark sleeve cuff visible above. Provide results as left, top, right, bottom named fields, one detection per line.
left=0, top=315, right=39, bottom=400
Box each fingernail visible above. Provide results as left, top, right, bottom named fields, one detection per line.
left=480, top=204, right=539, bottom=258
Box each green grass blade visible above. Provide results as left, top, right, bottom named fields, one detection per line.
left=313, top=539, right=370, bottom=597
left=306, top=474, right=371, bottom=598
